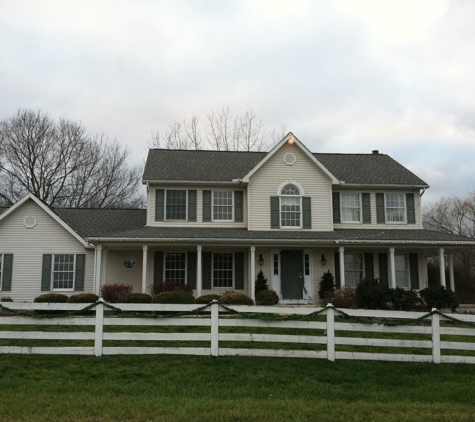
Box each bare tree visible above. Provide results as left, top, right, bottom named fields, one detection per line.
left=0, top=109, right=143, bottom=208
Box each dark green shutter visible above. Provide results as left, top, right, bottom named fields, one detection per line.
left=302, top=197, right=311, bottom=229
left=155, top=189, right=165, bottom=221
left=202, top=252, right=212, bottom=289
left=364, top=253, right=374, bottom=280
left=406, top=193, right=416, bottom=224
left=332, top=192, right=341, bottom=224
left=334, top=252, right=341, bottom=289
left=409, top=253, right=419, bottom=289
left=187, top=252, right=197, bottom=289
left=74, top=254, right=85, bottom=291
left=376, top=193, right=385, bottom=223
left=153, top=252, right=164, bottom=284
left=270, top=197, right=279, bottom=229
left=378, top=253, right=388, bottom=286
left=41, top=254, right=52, bottom=291
left=188, top=190, right=197, bottom=222
left=362, top=193, right=371, bottom=223
left=234, top=252, right=244, bottom=290
left=203, top=190, right=211, bottom=222
left=234, top=191, right=243, bottom=222
left=2, top=254, right=13, bottom=292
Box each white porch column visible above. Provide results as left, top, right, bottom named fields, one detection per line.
left=339, top=247, right=345, bottom=288
left=93, top=245, right=103, bottom=296
left=142, top=245, right=148, bottom=294
left=439, top=248, right=446, bottom=287
left=102, top=249, right=108, bottom=286
left=250, top=246, right=256, bottom=301
left=449, top=254, right=455, bottom=292
left=196, top=245, right=202, bottom=297
left=389, top=247, right=396, bottom=289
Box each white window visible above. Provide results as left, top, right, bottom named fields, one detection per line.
left=164, top=252, right=187, bottom=283
left=213, top=253, right=233, bottom=288
left=344, top=254, right=363, bottom=288
left=166, top=190, right=187, bottom=220
left=395, top=254, right=409, bottom=288
left=213, top=191, right=233, bottom=221
left=280, top=184, right=301, bottom=228
left=341, top=193, right=361, bottom=222
left=386, top=193, right=405, bottom=223
left=52, top=254, right=75, bottom=290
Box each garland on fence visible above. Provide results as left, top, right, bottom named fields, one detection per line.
left=1, top=300, right=475, bottom=328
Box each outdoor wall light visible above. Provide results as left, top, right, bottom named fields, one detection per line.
left=259, top=254, right=264, bottom=266
left=321, top=254, right=326, bottom=266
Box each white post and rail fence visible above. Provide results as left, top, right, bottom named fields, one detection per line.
left=1, top=301, right=475, bottom=364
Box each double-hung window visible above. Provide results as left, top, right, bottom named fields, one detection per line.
left=280, top=184, right=301, bottom=228
left=164, top=252, right=186, bottom=283
left=213, top=191, right=233, bottom=221
left=341, top=193, right=361, bottom=222
left=386, top=193, right=405, bottom=223
left=395, top=254, right=409, bottom=288
left=53, top=254, right=75, bottom=290
left=213, top=252, right=233, bottom=288
left=344, top=253, right=363, bottom=288
left=166, top=190, right=187, bottom=220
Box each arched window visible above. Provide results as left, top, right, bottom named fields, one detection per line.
left=280, top=184, right=301, bottom=227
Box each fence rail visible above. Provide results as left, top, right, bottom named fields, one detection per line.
left=1, top=301, right=475, bottom=363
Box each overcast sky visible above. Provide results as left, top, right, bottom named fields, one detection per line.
left=1, top=0, right=474, bottom=206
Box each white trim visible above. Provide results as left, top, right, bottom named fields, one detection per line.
left=51, top=253, right=76, bottom=291
left=340, top=193, right=362, bottom=224
left=164, top=189, right=188, bottom=222
left=211, top=189, right=234, bottom=222
left=0, top=193, right=90, bottom=247
left=276, top=180, right=305, bottom=196
left=163, top=251, right=187, bottom=284
left=242, top=133, right=339, bottom=183
left=212, top=252, right=234, bottom=289
left=385, top=193, right=407, bottom=224
left=142, top=246, right=148, bottom=294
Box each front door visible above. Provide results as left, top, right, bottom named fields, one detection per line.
left=280, top=250, right=303, bottom=300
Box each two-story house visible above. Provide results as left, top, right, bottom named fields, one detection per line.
left=1, top=133, right=474, bottom=303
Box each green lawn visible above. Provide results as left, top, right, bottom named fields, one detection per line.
left=0, top=354, right=475, bottom=421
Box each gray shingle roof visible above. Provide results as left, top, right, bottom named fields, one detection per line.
left=143, top=149, right=428, bottom=187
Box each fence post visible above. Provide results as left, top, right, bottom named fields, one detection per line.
left=326, top=304, right=335, bottom=362
left=210, top=300, right=219, bottom=357
left=94, top=299, right=104, bottom=357
left=431, top=308, right=441, bottom=364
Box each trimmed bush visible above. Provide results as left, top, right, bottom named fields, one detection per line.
left=219, top=292, right=253, bottom=306
left=389, top=288, right=421, bottom=311
left=196, top=294, right=221, bottom=304
left=120, top=293, right=153, bottom=303
left=318, top=270, right=335, bottom=300
left=419, top=285, right=458, bottom=312
left=328, top=287, right=357, bottom=309
left=0, top=296, right=13, bottom=302
left=100, top=283, right=133, bottom=303
left=34, top=293, right=68, bottom=303
left=67, top=293, right=99, bottom=303
left=355, top=279, right=391, bottom=310
left=255, top=290, right=279, bottom=306
left=152, top=281, right=193, bottom=296
left=152, top=291, right=196, bottom=304
left=255, top=270, right=269, bottom=295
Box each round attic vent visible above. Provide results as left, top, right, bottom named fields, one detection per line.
left=23, top=216, right=37, bottom=229
left=283, top=153, right=296, bottom=166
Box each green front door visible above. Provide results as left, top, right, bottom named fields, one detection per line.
left=280, top=250, right=303, bottom=300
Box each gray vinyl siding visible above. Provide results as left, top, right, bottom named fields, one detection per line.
left=148, top=185, right=248, bottom=228
left=332, top=189, right=423, bottom=229
left=248, top=142, right=333, bottom=231
left=104, top=250, right=143, bottom=293
left=0, top=200, right=94, bottom=301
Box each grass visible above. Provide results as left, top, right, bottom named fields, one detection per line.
left=1, top=354, right=475, bottom=421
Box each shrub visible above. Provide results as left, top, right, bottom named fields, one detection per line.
left=120, top=293, right=153, bottom=303
left=219, top=292, right=254, bottom=306
left=328, top=287, right=357, bottom=309
left=0, top=296, right=13, bottom=302
left=419, top=285, right=458, bottom=312
left=389, top=288, right=421, bottom=311
left=152, top=291, right=195, bottom=304
left=152, top=281, right=193, bottom=296
left=318, top=270, right=335, bottom=300
left=34, top=293, right=68, bottom=303
left=255, top=270, right=269, bottom=295
left=196, top=294, right=221, bottom=304
left=100, top=284, right=133, bottom=303
left=255, top=290, right=279, bottom=306
left=67, top=293, right=99, bottom=303
left=355, top=279, right=391, bottom=310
